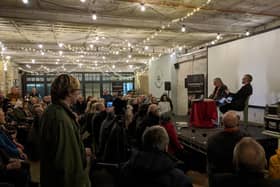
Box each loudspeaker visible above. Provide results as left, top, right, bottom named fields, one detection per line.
left=164, top=81, right=171, bottom=91
left=174, top=63, right=179, bottom=69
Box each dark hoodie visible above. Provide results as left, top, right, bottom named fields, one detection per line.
left=120, top=150, right=193, bottom=187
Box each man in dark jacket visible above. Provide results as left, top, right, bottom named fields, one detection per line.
left=120, top=125, right=193, bottom=187
left=213, top=137, right=280, bottom=187
left=220, top=74, right=253, bottom=113
left=207, top=111, right=248, bottom=187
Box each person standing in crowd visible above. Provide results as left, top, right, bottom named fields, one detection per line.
left=209, top=77, right=228, bottom=101
left=120, top=126, right=193, bottom=187
left=73, top=95, right=87, bottom=116
left=29, top=87, right=40, bottom=98
left=220, top=74, right=253, bottom=113
left=40, top=74, right=90, bottom=187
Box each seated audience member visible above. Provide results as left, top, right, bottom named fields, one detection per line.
left=136, top=104, right=160, bottom=146
left=0, top=148, right=29, bottom=187
left=207, top=111, right=247, bottom=186
left=209, top=77, right=228, bottom=101
left=158, top=94, right=171, bottom=115
left=160, top=112, right=183, bottom=155
left=6, top=87, right=21, bottom=106
left=213, top=137, right=280, bottom=187
left=269, top=148, right=280, bottom=179
left=220, top=74, right=253, bottom=113
left=120, top=126, right=193, bottom=187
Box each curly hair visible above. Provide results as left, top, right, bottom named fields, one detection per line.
left=51, top=74, right=80, bottom=104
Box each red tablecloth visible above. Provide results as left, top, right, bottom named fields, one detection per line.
left=190, top=100, right=218, bottom=128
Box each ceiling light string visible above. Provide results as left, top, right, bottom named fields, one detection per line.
left=136, top=0, right=213, bottom=54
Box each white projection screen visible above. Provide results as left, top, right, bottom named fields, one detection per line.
left=208, top=28, right=280, bottom=107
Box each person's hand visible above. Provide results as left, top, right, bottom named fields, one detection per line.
left=225, top=89, right=230, bottom=95
left=6, top=159, right=21, bottom=170
left=85, top=148, right=92, bottom=157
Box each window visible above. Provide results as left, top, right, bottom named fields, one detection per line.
left=85, top=83, right=100, bottom=98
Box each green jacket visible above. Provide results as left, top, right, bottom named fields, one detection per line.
left=40, top=102, right=90, bottom=187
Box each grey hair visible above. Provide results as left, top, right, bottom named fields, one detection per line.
left=142, top=125, right=169, bottom=152
left=233, top=137, right=267, bottom=173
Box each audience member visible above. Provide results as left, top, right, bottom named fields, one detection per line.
left=120, top=126, right=193, bottom=187
left=73, top=95, right=86, bottom=115
left=40, top=74, right=90, bottom=187
left=214, top=137, right=280, bottom=187
left=207, top=111, right=248, bottom=186
left=29, top=87, right=40, bottom=98
left=6, top=87, right=21, bottom=106
left=158, top=94, right=172, bottom=115
left=220, top=74, right=253, bottom=113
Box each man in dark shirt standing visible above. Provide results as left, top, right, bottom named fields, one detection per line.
left=207, top=111, right=247, bottom=187
left=220, top=74, right=253, bottom=113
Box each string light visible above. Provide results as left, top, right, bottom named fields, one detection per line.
left=128, top=54, right=132, bottom=58
left=22, top=0, right=28, bottom=4
left=38, top=44, right=43, bottom=49
left=140, top=3, right=146, bottom=12
left=90, top=44, right=94, bottom=49
left=211, top=41, right=216, bottom=45
left=41, top=51, right=45, bottom=56
left=58, top=43, right=64, bottom=48
left=144, top=46, right=149, bottom=50
left=245, top=30, right=250, bottom=36
left=32, top=59, right=35, bottom=64
left=59, top=51, right=63, bottom=55
left=112, top=65, right=116, bottom=69
left=92, top=11, right=97, bottom=20
left=80, top=0, right=86, bottom=3
left=181, top=25, right=186, bottom=32
left=5, top=56, right=11, bottom=60
left=216, top=33, right=221, bottom=40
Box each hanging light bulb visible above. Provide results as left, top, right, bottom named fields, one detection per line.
left=92, top=11, right=97, bottom=20
left=59, top=51, right=63, bottom=55
left=58, top=43, right=64, bottom=48
left=112, top=65, right=116, bottom=69
left=181, top=25, right=186, bottom=32
left=129, top=65, right=133, bottom=69
left=144, top=46, right=149, bottom=50
left=211, top=41, right=216, bottom=45
left=90, top=44, right=94, bottom=49
left=41, top=51, right=45, bottom=56
left=80, top=0, right=86, bottom=3
left=32, top=59, right=35, bottom=64
left=245, top=30, right=250, bottom=36
left=128, top=54, right=132, bottom=58
left=38, top=44, right=43, bottom=49
left=5, top=56, right=11, bottom=60
left=216, top=33, right=221, bottom=40
left=140, top=3, right=146, bottom=12
left=22, top=0, right=28, bottom=4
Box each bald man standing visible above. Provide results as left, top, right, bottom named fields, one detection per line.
left=207, top=111, right=248, bottom=187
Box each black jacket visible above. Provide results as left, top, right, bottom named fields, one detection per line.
left=213, top=171, right=280, bottom=187
left=207, top=130, right=247, bottom=174
left=120, top=150, right=193, bottom=187
left=230, top=83, right=252, bottom=109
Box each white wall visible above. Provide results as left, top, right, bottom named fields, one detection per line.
left=148, top=54, right=176, bottom=98
left=208, top=28, right=280, bottom=107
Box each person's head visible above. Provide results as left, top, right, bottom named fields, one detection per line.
left=151, top=97, right=158, bottom=104
left=85, top=100, right=97, bottom=113
left=31, top=87, right=37, bottom=94
left=31, top=97, right=39, bottom=105
left=77, top=95, right=84, bottom=103
left=10, top=86, right=19, bottom=95
left=95, top=102, right=105, bottom=112
left=242, top=74, right=253, bottom=84
left=142, top=125, right=169, bottom=152
left=51, top=74, right=80, bottom=105
left=222, top=111, right=239, bottom=129
left=160, top=94, right=168, bottom=102
left=233, top=137, right=266, bottom=173
left=160, top=112, right=172, bottom=125
left=213, top=77, right=223, bottom=87
left=148, top=104, right=159, bottom=116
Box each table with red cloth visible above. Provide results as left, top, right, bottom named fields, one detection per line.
left=190, top=99, right=218, bottom=128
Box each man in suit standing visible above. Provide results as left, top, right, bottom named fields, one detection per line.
left=220, top=74, right=253, bottom=113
